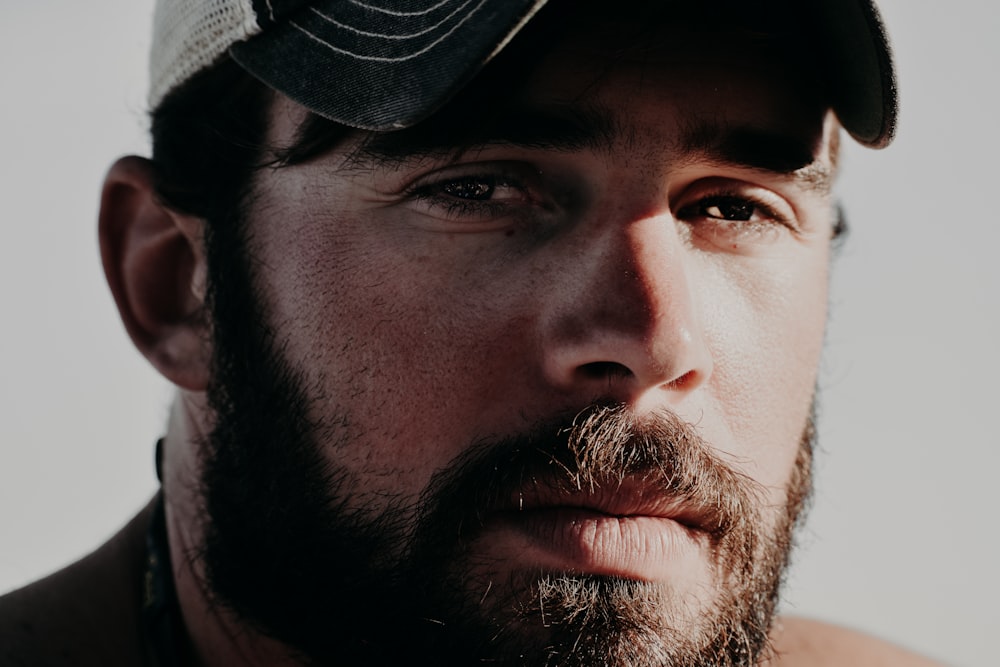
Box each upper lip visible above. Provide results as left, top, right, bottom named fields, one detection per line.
left=500, top=477, right=719, bottom=533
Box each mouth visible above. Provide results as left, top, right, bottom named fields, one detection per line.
left=475, top=479, right=718, bottom=582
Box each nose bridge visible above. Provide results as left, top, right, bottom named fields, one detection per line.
left=542, top=209, right=713, bottom=403
left=622, top=217, right=696, bottom=342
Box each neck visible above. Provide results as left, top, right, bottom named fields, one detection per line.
left=159, top=391, right=300, bottom=667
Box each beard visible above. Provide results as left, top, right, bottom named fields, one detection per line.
left=196, top=206, right=814, bottom=666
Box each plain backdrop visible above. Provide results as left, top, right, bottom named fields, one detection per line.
left=1, top=2, right=996, bottom=665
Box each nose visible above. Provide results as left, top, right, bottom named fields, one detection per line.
left=540, top=212, right=713, bottom=407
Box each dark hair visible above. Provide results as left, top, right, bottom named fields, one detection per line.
left=150, top=58, right=268, bottom=223
left=149, top=57, right=352, bottom=227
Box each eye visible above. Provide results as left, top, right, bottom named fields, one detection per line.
left=699, top=196, right=758, bottom=222
left=678, top=189, right=792, bottom=231
left=431, top=175, right=528, bottom=206
left=685, top=194, right=780, bottom=226
left=406, top=164, right=550, bottom=227
left=675, top=181, right=800, bottom=249
left=439, top=176, right=502, bottom=201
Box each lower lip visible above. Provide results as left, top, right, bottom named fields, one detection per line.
left=481, top=508, right=706, bottom=581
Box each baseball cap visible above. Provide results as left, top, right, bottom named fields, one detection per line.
left=149, top=0, right=898, bottom=148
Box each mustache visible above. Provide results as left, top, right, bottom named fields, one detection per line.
left=416, top=404, right=763, bottom=544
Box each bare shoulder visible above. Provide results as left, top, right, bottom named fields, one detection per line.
left=767, top=616, right=946, bottom=667
left=0, top=499, right=155, bottom=667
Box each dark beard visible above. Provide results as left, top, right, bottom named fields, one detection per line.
left=196, top=204, right=813, bottom=666
left=399, top=410, right=812, bottom=666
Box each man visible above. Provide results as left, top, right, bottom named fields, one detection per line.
left=0, top=0, right=943, bottom=665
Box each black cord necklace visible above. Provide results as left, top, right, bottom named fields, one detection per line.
left=141, top=440, right=183, bottom=667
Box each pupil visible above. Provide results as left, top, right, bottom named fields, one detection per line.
left=443, top=177, right=494, bottom=200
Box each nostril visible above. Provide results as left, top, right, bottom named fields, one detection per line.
left=664, top=369, right=700, bottom=391
left=576, top=362, right=703, bottom=393
left=578, top=361, right=634, bottom=381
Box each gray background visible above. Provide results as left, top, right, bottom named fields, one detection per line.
left=1, top=2, right=996, bottom=664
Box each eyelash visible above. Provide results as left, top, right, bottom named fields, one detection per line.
left=677, top=183, right=801, bottom=244
left=680, top=192, right=784, bottom=225
left=406, top=170, right=795, bottom=242
left=407, top=171, right=537, bottom=222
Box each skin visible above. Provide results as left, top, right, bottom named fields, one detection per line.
left=174, top=32, right=831, bottom=663
left=0, top=13, right=944, bottom=667
left=230, top=28, right=830, bottom=618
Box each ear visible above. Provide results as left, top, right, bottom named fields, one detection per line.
left=99, top=156, right=211, bottom=391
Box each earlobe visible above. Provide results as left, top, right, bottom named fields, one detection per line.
left=99, top=156, right=211, bottom=391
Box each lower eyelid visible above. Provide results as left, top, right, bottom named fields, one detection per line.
left=414, top=193, right=523, bottom=223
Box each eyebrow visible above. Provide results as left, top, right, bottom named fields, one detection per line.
left=352, top=105, right=617, bottom=166
left=679, top=123, right=834, bottom=195
left=348, top=104, right=832, bottom=194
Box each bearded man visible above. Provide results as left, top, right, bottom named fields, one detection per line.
left=0, top=0, right=943, bottom=665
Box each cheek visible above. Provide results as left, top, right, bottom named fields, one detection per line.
left=699, top=250, right=829, bottom=491
left=246, top=200, right=537, bottom=492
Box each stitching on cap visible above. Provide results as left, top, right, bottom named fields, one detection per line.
left=348, top=0, right=457, bottom=18
left=289, top=0, right=485, bottom=61
left=308, top=0, right=473, bottom=40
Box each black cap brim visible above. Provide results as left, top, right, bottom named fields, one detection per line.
left=231, top=0, right=546, bottom=131
left=231, top=0, right=897, bottom=147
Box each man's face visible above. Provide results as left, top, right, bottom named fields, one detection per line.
left=198, top=9, right=835, bottom=665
